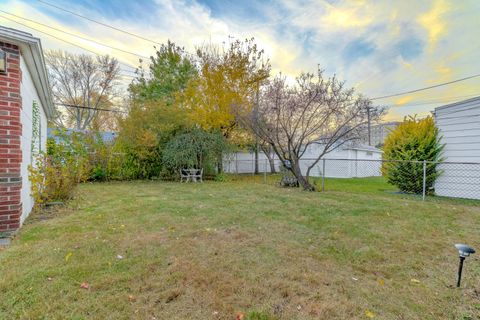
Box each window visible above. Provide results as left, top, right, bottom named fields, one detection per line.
left=0, top=49, right=6, bottom=73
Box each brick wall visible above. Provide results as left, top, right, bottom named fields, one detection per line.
left=0, top=41, right=22, bottom=234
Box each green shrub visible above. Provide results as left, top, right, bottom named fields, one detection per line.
left=382, top=116, right=444, bottom=194
left=115, top=100, right=187, bottom=179
left=28, top=132, right=90, bottom=205
left=213, top=172, right=230, bottom=182
left=162, top=128, right=229, bottom=178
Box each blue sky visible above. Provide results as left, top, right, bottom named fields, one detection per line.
left=1, top=0, right=480, bottom=121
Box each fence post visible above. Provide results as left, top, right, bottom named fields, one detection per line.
left=422, top=160, right=426, bottom=201
left=322, top=158, right=326, bottom=192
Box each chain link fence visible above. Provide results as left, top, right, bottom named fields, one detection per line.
left=222, top=158, right=480, bottom=201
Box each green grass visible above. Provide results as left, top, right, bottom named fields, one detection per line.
left=1, top=177, right=480, bottom=319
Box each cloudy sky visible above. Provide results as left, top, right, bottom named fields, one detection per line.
left=1, top=0, right=479, bottom=121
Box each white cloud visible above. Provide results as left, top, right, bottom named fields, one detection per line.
left=1, top=0, right=479, bottom=121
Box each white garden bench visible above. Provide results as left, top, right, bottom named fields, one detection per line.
left=180, top=168, right=203, bottom=183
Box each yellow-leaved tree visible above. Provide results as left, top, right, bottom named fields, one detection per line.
left=182, top=38, right=270, bottom=139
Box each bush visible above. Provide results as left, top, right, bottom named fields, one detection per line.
left=162, top=128, right=229, bottom=178
left=115, top=101, right=187, bottom=179
left=382, top=116, right=444, bottom=194
left=28, top=133, right=90, bottom=205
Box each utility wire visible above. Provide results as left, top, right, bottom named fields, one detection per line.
left=371, top=74, right=480, bottom=100
left=386, top=93, right=480, bottom=108
left=0, top=14, right=139, bottom=73
left=45, top=54, right=138, bottom=78
left=56, top=103, right=127, bottom=114
left=36, top=0, right=198, bottom=60
left=37, top=0, right=162, bottom=46
left=0, top=10, right=149, bottom=59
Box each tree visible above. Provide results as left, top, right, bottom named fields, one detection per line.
left=162, top=128, right=228, bottom=175
left=45, top=50, right=121, bottom=130
left=382, top=116, right=444, bottom=194
left=240, top=72, right=385, bottom=191
left=258, top=138, right=277, bottom=173
left=129, top=41, right=197, bottom=104
left=88, top=98, right=121, bottom=132
left=182, top=38, right=270, bottom=139
left=115, top=100, right=188, bottom=178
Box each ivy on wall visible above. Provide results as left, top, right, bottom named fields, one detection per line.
left=31, top=100, right=41, bottom=162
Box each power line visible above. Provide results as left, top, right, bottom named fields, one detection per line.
left=0, top=10, right=150, bottom=59
left=36, top=0, right=162, bottom=46
left=0, top=14, right=139, bottom=73
left=56, top=103, right=127, bottom=114
left=371, top=73, right=480, bottom=100
left=47, top=54, right=139, bottom=78
left=36, top=0, right=198, bottom=61
left=387, top=93, right=480, bottom=108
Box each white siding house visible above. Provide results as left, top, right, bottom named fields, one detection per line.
left=0, top=27, right=53, bottom=235
left=434, top=97, right=480, bottom=200
left=299, top=144, right=382, bottom=178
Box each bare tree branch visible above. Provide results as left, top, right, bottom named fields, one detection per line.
left=45, top=50, right=121, bottom=130
left=238, top=71, right=386, bottom=191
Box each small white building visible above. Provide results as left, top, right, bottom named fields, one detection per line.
left=299, top=143, right=383, bottom=178
left=434, top=97, right=480, bottom=200
left=0, top=27, right=53, bottom=235
left=224, top=143, right=383, bottom=178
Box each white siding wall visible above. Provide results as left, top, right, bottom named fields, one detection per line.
left=434, top=98, right=480, bottom=200
left=20, top=56, right=48, bottom=224
left=300, top=145, right=382, bottom=178
left=300, top=144, right=351, bottom=178
left=224, top=145, right=383, bottom=178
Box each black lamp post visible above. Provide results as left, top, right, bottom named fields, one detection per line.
left=455, top=244, right=475, bottom=287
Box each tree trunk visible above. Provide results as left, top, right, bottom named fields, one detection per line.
left=268, top=156, right=276, bottom=173
left=217, top=153, right=223, bottom=174
left=259, top=144, right=276, bottom=174
left=291, top=161, right=315, bottom=191
left=265, top=152, right=276, bottom=173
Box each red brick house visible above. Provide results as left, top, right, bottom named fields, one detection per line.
left=0, top=27, right=53, bottom=237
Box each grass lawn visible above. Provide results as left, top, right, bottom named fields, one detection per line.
left=1, top=177, right=480, bottom=319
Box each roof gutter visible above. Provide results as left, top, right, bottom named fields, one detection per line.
left=0, top=27, right=54, bottom=119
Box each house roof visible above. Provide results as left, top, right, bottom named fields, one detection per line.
left=0, top=26, right=54, bottom=119
left=47, top=128, right=118, bottom=143
left=434, top=96, right=480, bottom=112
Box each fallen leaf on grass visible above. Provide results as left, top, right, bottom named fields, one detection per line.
left=128, top=295, right=135, bottom=302
left=80, top=282, right=89, bottom=289
left=377, top=278, right=385, bottom=286
left=236, top=312, right=244, bottom=320
left=411, top=278, right=421, bottom=284
left=365, top=309, right=375, bottom=318
left=65, top=252, right=73, bottom=262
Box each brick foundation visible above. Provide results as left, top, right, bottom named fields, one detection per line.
left=0, top=41, right=22, bottom=235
